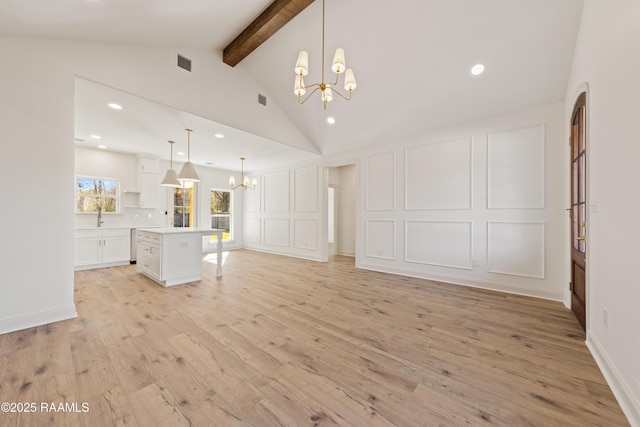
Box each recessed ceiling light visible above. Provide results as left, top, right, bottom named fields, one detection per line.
left=214, top=133, right=224, bottom=139
left=177, top=152, right=185, bottom=156
left=205, top=162, right=215, bottom=165
left=97, top=145, right=107, bottom=149
left=471, top=64, right=485, bottom=76
left=108, top=103, right=123, bottom=110
left=90, top=134, right=101, bottom=139
left=327, top=117, right=335, bottom=124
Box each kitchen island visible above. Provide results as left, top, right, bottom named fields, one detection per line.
left=136, top=228, right=224, bottom=287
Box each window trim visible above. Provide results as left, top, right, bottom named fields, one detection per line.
left=75, top=175, right=120, bottom=214
left=210, top=188, right=233, bottom=242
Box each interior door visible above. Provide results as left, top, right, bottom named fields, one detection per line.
left=570, top=92, right=587, bottom=330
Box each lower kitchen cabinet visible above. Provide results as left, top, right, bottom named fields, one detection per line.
left=74, top=228, right=131, bottom=270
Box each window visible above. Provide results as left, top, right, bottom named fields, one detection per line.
left=210, top=189, right=232, bottom=241
left=173, top=182, right=195, bottom=227
left=76, top=176, right=119, bottom=213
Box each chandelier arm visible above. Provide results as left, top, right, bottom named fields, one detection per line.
left=299, top=77, right=321, bottom=90
left=299, top=86, right=322, bottom=105
left=331, top=87, right=353, bottom=101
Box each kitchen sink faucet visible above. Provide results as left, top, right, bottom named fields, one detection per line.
left=97, top=205, right=104, bottom=227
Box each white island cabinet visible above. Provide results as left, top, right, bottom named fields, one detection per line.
left=136, top=228, right=223, bottom=287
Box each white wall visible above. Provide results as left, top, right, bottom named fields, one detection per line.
left=1, top=35, right=301, bottom=333
left=350, top=103, right=566, bottom=301
left=249, top=102, right=564, bottom=301
left=565, top=1, right=640, bottom=423
left=244, top=161, right=324, bottom=260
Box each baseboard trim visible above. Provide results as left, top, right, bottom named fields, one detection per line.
left=587, top=331, right=640, bottom=427
left=356, top=262, right=564, bottom=301
left=0, top=305, right=77, bottom=335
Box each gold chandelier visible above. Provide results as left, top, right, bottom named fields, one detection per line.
left=229, top=158, right=256, bottom=191
left=293, top=0, right=357, bottom=110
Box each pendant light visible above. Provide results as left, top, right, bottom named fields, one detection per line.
left=161, top=140, right=182, bottom=187
left=178, top=128, right=200, bottom=182
left=229, top=157, right=257, bottom=190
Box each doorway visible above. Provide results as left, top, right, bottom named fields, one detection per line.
left=326, top=164, right=356, bottom=261
left=569, top=92, right=587, bottom=331
left=328, top=186, right=337, bottom=255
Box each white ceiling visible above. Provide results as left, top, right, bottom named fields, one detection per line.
left=0, top=0, right=584, bottom=170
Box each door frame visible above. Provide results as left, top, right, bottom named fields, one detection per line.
left=323, top=159, right=359, bottom=262
left=566, top=84, right=590, bottom=330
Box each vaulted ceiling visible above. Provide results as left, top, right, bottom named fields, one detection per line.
left=0, top=0, right=584, bottom=169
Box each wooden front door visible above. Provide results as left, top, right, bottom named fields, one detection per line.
left=570, top=92, right=587, bottom=330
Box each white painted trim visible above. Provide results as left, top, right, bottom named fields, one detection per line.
left=587, top=332, right=640, bottom=427
left=487, top=221, right=546, bottom=279
left=74, top=260, right=130, bottom=271
left=365, top=219, right=396, bottom=260
left=365, top=150, right=397, bottom=212
left=404, top=220, right=473, bottom=270
left=356, top=262, right=563, bottom=301
left=0, top=305, right=77, bottom=335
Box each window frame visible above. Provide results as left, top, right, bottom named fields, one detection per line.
left=210, top=188, right=233, bottom=242
left=173, top=182, right=196, bottom=228
left=75, top=175, right=120, bottom=214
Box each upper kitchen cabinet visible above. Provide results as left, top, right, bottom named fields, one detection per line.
left=139, top=157, right=159, bottom=174
left=138, top=156, right=158, bottom=209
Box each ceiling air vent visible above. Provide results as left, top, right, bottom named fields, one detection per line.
left=177, top=54, right=192, bottom=72
left=258, top=94, right=267, bottom=106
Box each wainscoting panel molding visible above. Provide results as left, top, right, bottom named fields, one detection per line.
left=366, top=151, right=396, bottom=211
left=487, top=124, right=545, bottom=209
left=294, top=219, right=318, bottom=250
left=365, top=220, right=396, bottom=260
left=245, top=218, right=261, bottom=243
left=294, top=165, right=318, bottom=212
left=405, top=138, right=472, bottom=210
left=246, top=178, right=261, bottom=213
left=487, top=221, right=545, bottom=279
left=405, top=220, right=473, bottom=269
left=264, top=219, right=290, bottom=247
left=264, top=170, right=290, bottom=213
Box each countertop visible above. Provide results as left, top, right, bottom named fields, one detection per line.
left=136, top=227, right=224, bottom=235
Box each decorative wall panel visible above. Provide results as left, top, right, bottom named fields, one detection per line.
left=487, top=222, right=545, bottom=278
left=487, top=125, right=545, bottom=209
left=405, top=138, right=472, bottom=210
left=294, top=219, right=318, bottom=250
left=246, top=179, right=261, bottom=213
left=294, top=165, right=318, bottom=212
left=245, top=218, right=261, bottom=243
left=264, top=219, right=290, bottom=247
left=264, top=170, right=290, bottom=212
left=366, top=151, right=396, bottom=211
left=405, top=221, right=472, bottom=269
left=365, top=220, right=396, bottom=260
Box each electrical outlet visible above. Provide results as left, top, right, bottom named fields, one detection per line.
left=473, top=259, right=480, bottom=267
left=603, top=308, right=609, bottom=328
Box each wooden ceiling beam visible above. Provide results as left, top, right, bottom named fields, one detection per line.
left=223, top=0, right=314, bottom=67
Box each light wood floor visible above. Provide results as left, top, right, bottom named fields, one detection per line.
left=0, top=250, right=628, bottom=426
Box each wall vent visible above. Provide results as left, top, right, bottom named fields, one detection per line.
left=177, top=54, right=192, bottom=72
left=258, top=94, right=267, bottom=106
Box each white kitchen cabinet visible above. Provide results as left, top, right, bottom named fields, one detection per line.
left=139, top=173, right=157, bottom=208
left=74, top=229, right=131, bottom=270
left=136, top=228, right=223, bottom=287
left=137, top=231, right=162, bottom=281
left=139, top=157, right=159, bottom=174
left=137, top=157, right=158, bottom=209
